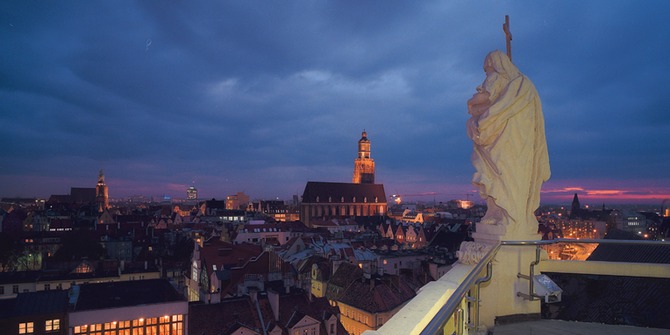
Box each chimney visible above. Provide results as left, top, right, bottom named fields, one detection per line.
left=249, top=288, right=258, bottom=303
left=268, top=290, right=280, bottom=321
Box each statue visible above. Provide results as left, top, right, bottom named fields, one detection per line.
left=467, top=50, right=550, bottom=236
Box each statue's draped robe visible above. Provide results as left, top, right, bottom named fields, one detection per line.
left=469, top=51, right=550, bottom=235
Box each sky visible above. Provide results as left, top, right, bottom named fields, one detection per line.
left=2, top=1, right=670, bottom=206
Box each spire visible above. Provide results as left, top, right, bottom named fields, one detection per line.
left=570, top=193, right=581, bottom=219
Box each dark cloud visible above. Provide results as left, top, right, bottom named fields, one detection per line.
left=1, top=1, right=669, bottom=204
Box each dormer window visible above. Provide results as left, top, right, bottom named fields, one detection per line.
left=328, top=196, right=332, bottom=203
left=341, top=196, right=344, bottom=203
left=353, top=197, right=356, bottom=203
left=364, top=197, right=367, bottom=203
left=316, top=196, right=319, bottom=203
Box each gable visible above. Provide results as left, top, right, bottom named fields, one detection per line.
left=231, top=325, right=261, bottom=335
left=289, top=314, right=320, bottom=330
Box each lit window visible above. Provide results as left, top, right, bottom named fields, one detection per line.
left=19, top=322, right=34, bottom=334
left=45, top=319, right=60, bottom=331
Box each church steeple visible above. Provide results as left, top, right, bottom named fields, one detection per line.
left=96, top=169, right=109, bottom=212
left=352, top=130, right=375, bottom=184
left=570, top=193, right=581, bottom=219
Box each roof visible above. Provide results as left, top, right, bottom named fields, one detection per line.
left=72, top=278, right=184, bottom=311
left=189, top=297, right=267, bottom=335
left=587, top=229, right=670, bottom=264
left=0, top=271, right=41, bottom=285
left=191, top=298, right=266, bottom=335
left=199, top=239, right=264, bottom=274
left=327, top=262, right=364, bottom=301
left=337, top=275, right=416, bottom=313
left=70, top=188, right=96, bottom=203
left=0, top=290, right=69, bottom=318
left=302, top=182, right=386, bottom=204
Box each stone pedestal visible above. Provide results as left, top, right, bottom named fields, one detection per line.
left=472, top=223, right=541, bottom=330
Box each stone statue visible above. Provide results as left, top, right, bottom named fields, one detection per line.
left=467, top=50, right=550, bottom=236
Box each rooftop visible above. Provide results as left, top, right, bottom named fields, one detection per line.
left=72, top=278, right=184, bottom=311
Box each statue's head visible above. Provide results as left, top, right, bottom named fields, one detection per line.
left=485, top=50, right=519, bottom=80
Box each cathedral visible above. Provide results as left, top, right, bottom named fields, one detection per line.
left=300, top=131, right=387, bottom=227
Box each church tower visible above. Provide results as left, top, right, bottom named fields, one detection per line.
left=96, top=169, right=109, bottom=212
left=569, top=193, right=581, bottom=219
left=352, top=130, right=375, bottom=184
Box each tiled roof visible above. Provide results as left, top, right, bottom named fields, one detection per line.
left=200, top=240, right=264, bottom=273
left=337, top=276, right=416, bottom=313
left=302, top=182, right=386, bottom=204
left=330, top=262, right=363, bottom=287
left=189, top=298, right=264, bottom=335
left=279, top=290, right=336, bottom=324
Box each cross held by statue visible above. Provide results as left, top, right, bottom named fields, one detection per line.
left=503, top=15, right=512, bottom=62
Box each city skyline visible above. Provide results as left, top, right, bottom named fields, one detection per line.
left=2, top=2, right=670, bottom=205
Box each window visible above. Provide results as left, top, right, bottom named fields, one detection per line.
left=171, top=315, right=183, bottom=335
left=13, top=285, right=19, bottom=294
left=44, top=283, right=51, bottom=291
left=118, top=321, right=131, bottom=335
left=0, top=286, right=4, bottom=294
left=19, top=322, right=34, bottom=334
left=45, top=319, right=60, bottom=332
left=91, top=323, right=103, bottom=335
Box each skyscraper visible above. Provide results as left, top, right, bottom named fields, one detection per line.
left=352, top=130, right=375, bottom=184
left=187, top=186, right=198, bottom=200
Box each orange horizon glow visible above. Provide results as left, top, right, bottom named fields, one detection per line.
left=541, top=184, right=670, bottom=204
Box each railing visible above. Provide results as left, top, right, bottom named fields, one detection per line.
left=420, top=242, right=500, bottom=335
left=371, top=238, right=670, bottom=335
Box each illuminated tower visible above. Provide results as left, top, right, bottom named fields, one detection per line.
left=96, top=169, right=109, bottom=212
left=187, top=186, right=198, bottom=200
left=352, top=130, right=375, bottom=184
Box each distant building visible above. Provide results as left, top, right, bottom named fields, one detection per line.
left=186, top=186, right=198, bottom=200
left=300, top=131, right=387, bottom=227
left=226, top=192, right=250, bottom=210
left=352, top=130, right=375, bottom=184
left=250, top=200, right=300, bottom=222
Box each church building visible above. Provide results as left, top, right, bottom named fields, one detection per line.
left=300, top=131, right=387, bottom=227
